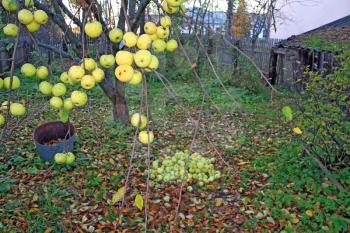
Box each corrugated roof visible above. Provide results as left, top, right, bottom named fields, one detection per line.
left=303, top=15, right=350, bottom=34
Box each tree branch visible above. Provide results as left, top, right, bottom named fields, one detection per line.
left=56, top=0, right=83, bottom=29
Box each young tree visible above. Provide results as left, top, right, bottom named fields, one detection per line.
left=231, top=0, right=251, bottom=38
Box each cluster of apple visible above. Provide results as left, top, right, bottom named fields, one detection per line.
left=54, top=152, right=75, bottom=165
left=150, top=151, right=221, bottom=188
left=130, top=113, right=154, bottom=145
left=2, top=0, right=49, bottom=36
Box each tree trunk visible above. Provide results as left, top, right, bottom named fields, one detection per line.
left=112, top=82, right=130, bottom=124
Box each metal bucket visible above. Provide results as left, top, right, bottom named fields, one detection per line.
left=33, top=121, right=75, bottom=161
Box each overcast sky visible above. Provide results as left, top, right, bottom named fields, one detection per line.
left=271, top=0, right=350, bottom=38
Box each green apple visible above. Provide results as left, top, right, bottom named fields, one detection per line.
left=131, top=113, right=148, bottom=129
left=0, top=78, right=3, bottom=89
left=21, top=63, right=36, bottom=77
left=66, top=152, right=75, bottom=164
left=0, top=114, right=5, bottom=126
left=39, top=81, right=52, bottom=95
left=91, top=67, right=105, bottom=83
left=18, top=9, right=34, bottom=25
left=166, top=39, right=178, bottom=52
left=36, top=66, right=49, bottom=79
left=9, top=103, right=26, bottom=117
left=3, top=23, right=18, bottom=37
left=4, top=76, right=20, bottom=90
left=1, top=0, right=18, bottom=12
left=60, top=72, right=70, bottom=84
left=50, top=96, right=63, bottom=110
left=84, top=21, right=102, bottom=38
left=26, top=20, right=40, bottom=33
left=134, top=50, right=152, bottom=68
left=152, top=39, right=166, bottom=52
left=33, top=10, right=48, bottom=25
left=160, top=16, right=172, bottom=27
left=63, top=98, right=74, bottom=111
left=81, top=58, right=96, bottom=71
left=80, top=75, right=95, bottom=90
left=54, top=153, right=67, bottom=164
left=52, top=83, right=67, bottom=97
left=108, top=28, right=123, bottom=43
left=25, top=0, right=34, bottom=7
left=99, top=54, right=115, bottom=68
left=71, top=90, right=88, bottom=107
left=68, top=65, right=85, bottom=82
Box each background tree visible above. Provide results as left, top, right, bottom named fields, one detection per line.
left=231, top=0, right=251, bottom=38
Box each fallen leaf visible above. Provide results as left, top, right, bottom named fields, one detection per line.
left=111, top=187, right=126, bottom=205
left=134, top=194, right=144, bottom=210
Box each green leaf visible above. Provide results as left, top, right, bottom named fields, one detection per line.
left=111, top=186, right=125, bottom=205
left=282, top=106, right=293, bottom=122
left=6, top=43, right=14, bottom=51
left=134, top=194, right=144, bottom=210
left=59, top=108, right=70, bottom=123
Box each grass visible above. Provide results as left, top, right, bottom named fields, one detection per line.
left=0, top=63, right=349, bottom=231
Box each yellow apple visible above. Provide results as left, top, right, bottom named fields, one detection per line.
left=162, top=1, right=178, bottom=14
left=123, top=32, right=138, bottom=48
left=21, top=63, right=36, bottom=77
left=81, top=58, right=96, bottom=71
left=129, top=70, right=143, bottom=85
left=63, top=98, right=74, bottom=111
left=52, top=83, right=67, bottom=97
left=3, top=24, right=18, bottom=37
left=4, top=76, right=20, bottom=90
left=145, top=55, right=159, bottom=72
left=137, top=34, right=152, bottom=50
left=36, top=66, right=49, bottom=79
left=68, top=65, right=85, bottom=82
left=144, top=22, right=157, bottom=35
left=25, top=0, right=34, bottom=7
left=156, top=26, right=170, bottom=39
left=109, top=28, right=123, bottom=43
left=1, top=101, right=10, bottom=112
left=80, top=75, right=95, bottom=90
left=34, top=10, right=48, bottom=24
left=26, top=20, right=40, bottom=33
left=39, top=81, right=52, bottom=95
left=115, top=50, right=133, bottom=66
left=91, top=67, right=105, bottom=83
left=60, top=72, right=69, bottom=83
left=134, top=50, right=152, bottom=68
left=0, top=114, right=5, bottom=126
left=71, top=90, right=88, bottom=107
left=18, top=9, right=34, bottom=25
left=66, top=152, right=75, bottom=164
left=50, top=96, right=63, bottom=110
left=115, top=65, right=134, bottom=82
left=131, top=113, right=148, bottom=128
left=10, top=103, right=26, bottom=117
left=1, top=0, right=18, bottom=12
left=54, top=153, right=66, bottom=164
left=166, top=39, right=178, bottom=52
left=152, top=39, right=166, bottom=52
left=150, top=34, right=158, bottom=41
left=84, top=21, right=103, bottom=38
left=138, top=130, right=154, bottom=144
left=160, top=16, right=172, bottom=28
left=99, top=54, right=115, bottom=68
left=166, top=0, right=184, bottom=7
left=179, top=4, right=187, bottom=16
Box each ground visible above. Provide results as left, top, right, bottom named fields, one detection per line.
left=0, top=75, right=349, bottom=232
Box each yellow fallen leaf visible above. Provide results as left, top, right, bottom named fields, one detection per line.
left=293, top=127, right=302, bottom=135
left=291, top=214, right=299, bottom=224
left=32, top=194, right=39, bottom=202
left=44, top=227, right=53, bottom=233
left=111, top=186, right=126, bottom=205
left=306, top=210, right=313, bottom=217
left=215, top=198, right=223, bottom=207
left=134, top=194, right=144, bottom=210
